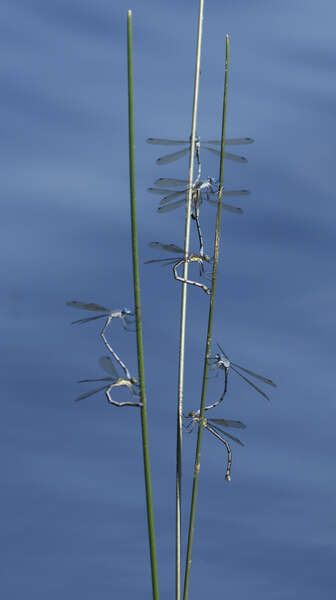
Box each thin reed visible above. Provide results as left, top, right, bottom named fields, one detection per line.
left=183, top=35, right=230, bottom=600
left=127, top=11, right=160, bottom=600
left=175, top=2, right=204, bottom=599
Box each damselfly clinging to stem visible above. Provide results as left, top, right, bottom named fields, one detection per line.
left=144, top=242, right=212, bottom=295
left=148, top=177, right=248, bottom=257
left=66, top=301, right=134, bottom=330
left=207, top=343, right=277, bottom=408
left=185, top=412, right=247, bottom=482
left=66, top=300, right=135, bottom=378
left=146, top=136, right=254, bottom=179
left=75, top=356, right=142, bottom=407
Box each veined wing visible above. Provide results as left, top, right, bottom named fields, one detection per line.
left=203, top=137, right=254, bottom=145
left=209, top=424, right=245, bottom=446
left=148, top=241, right=184, bottom=254
left=148, top=187, right=186, bottom=200
left=159, top=190, right=187, bottom=203
left=223, top=203, right=243, bottom=215
left=144, top=257, right=180, bottom=265
left=78, top=377, right=114, bottom=383
left=99, top=356, right=119, bottom=378
left=205, top=198, right=243, bottom=214
left=71, top=314, right=109, bottom=325
left=147, top=138, right=189, bottom=145
left=147, top=187, right=177, bottom=195
left=221, top=189, right=250, bottom=197
left=230, top=365, right=271, bottom=401
left=66, top=300, right=110, bottom=312
left=157, top=199, right=187, bottom=213
left=231, top=362, right=277, bottom=387
left=203, top=146, right=248, bottom=163
left=217, top=343, right=230, bottom=362
left=156, top=148, right=189, bottom=165
left=209, top=418, right=246, bottom=429
left=154, top=178, right=189, bottom=187
left=75, top=384, right=107, bottom=402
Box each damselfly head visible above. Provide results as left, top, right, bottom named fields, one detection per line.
left=187, top=411, right=197, bottom=419
left=122, top=307, right=133, bottom=316
left=130, top=377, right=138, bottom=385
left=203, top=254, right=211, bottom=262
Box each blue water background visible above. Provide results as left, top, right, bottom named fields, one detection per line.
left=2, top=1, right=336, bottom=598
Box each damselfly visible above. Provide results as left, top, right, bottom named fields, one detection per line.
left=66, top=301, right=134, bottom=330
left=209, top=343, right=277, bottom=405
left=186, top=411, right=247, bottom=482
left=149, top=176, right=249, bottom=210
left=148, top=177, right=248, bottom=256
left=66, top=301, right=134, bottom=377
left=146, top=136, right=253, bottom=170
left=75, top=356, right=142, bottom=407
left=144, top=241, right=212, bottom=295
left=149, top=177, right=247, bottom=214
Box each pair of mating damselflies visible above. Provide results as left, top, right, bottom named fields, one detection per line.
left=66, top=300, right=134, bottom=379
left=187, top=348, right=277, bottom=479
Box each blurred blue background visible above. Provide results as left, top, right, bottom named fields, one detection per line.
left=2, top=1, right=336, bottom=598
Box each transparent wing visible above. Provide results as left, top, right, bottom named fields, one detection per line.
left=75, top=384, right=107, bottom=402
left=205, top=198, right=243, bottom=214
left=78, top=377, right=113, bottom=383
left=203, top=137, right=254, bottom=145
left=66, top=300, right=109, bottom=312
left=209, top=418, right=246, bottom=429
left=99, top=356, right=119, bottom=378
left=154, top=178, right=189, bottom=187
left=157, top=199, right=186, bottom=213
left=156, top=148, right=189, bottom=165
left=148, top=241, right=184, bottom=254
left=144, top=258, right=179, bottom=265
left=231, top=362, right=277, bottom=387
left=209, top=424, right=245, bottom=446
left=221, top=189, right=250, bottom=197
left=216, top=343, right=230, bottom=362
left=203, top=146, right=248, bottom=163
left=230, top=365, right=271, bottom=401
left=147, top=138, right=189, bottom=145
left=71, top=314, right=109, bottom=325
left=223, top=204, right=243, bottom=214
left=160, top=190, right=187, bottom=203
left=147, top=187, right=177, bottom=195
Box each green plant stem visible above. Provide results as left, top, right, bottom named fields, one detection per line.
left=183, top=35, right=230, bottom=600
left=176, top=2, right=204, bottom=600
left=127, top=11, right=160, bottom=600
